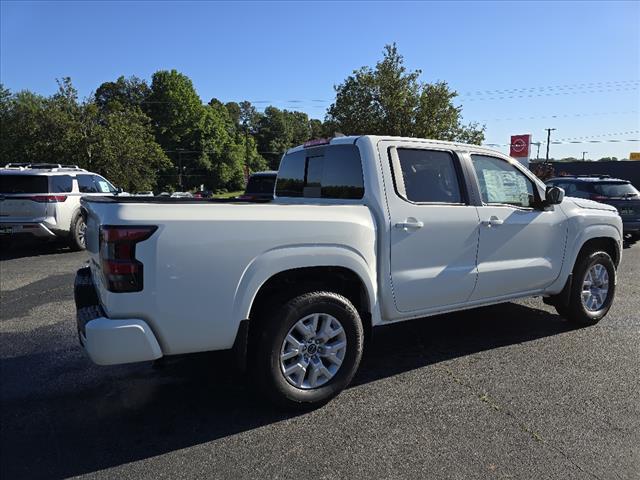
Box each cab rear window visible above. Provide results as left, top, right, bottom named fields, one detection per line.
left=276, top=144, right=364, bottom=199
left=0, top=175, right=48, bottom=194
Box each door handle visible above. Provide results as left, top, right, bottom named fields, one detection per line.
left=395, top=219, right=424, bottom=231
left=481, top=216, right=504, bottom=227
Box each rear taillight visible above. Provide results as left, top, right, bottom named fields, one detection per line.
left=99, top=226, right=157, bottom=292
left=28, top=195, right=67, bottom=203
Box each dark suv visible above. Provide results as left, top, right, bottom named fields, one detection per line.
left=546, top=175, right=640, bottom=238
left=237, top=171, right=277, bottom=201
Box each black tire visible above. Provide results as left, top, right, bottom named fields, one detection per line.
left=68, top=213, right=86, bottom=251
left=556, top=250, right=616, bottom=326
left=252, top=291, right=364, bottom=409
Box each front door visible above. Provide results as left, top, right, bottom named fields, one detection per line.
left=385, top=145, right=481, bottom=313
left=469, top=154, right=568, bottom=300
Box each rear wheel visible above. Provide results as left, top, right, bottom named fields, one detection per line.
left=252, top=291, right=364, bottom=409
left=556, top=250, right=616, bottom=326
left=69, top=214, right=86, bottom=251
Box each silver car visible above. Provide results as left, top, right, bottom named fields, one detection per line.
left=0, top=163, right=119, bottom=250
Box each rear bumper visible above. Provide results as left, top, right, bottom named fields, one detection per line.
left=75, top=267, right=162, bottom=365
left=0, top=222, right=58, bottom=238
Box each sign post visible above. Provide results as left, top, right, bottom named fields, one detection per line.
left=510, top=134, right=532, bottom=168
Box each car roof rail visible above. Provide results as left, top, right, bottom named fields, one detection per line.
left=28, top=163, right=63, bottom=169
left=3, top=162, right=32, bottom=169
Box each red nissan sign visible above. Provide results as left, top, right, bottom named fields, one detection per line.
left=510, top=134, right=531, bottom=157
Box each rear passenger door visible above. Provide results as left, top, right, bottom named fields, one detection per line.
left=382, top=143, right=481, bottom=313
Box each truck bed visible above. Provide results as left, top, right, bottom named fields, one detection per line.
left=80, top=197, right=377, bottom=356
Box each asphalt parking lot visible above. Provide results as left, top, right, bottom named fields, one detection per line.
left=1, top=240, right=638, bottom=480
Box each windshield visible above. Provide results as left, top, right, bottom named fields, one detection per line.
left=245, top=175, right=276, bottom=194
left=593, top=182, right=639, bottom=197
left=0, top=174, right=48, bottom=194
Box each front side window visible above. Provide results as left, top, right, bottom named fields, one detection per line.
left=392, top=148, right=463, bottom=203
left=93, top=175, right=116, bottom=193
left=276, top=144, right=364, bottom=199
left=471, top=155, right=536, bottom=208
left=76, top=175, right=98, bottom=193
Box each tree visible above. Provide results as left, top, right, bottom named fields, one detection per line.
left=88, top=106, right=171, bottom=191
left=0, top=78, right=85, bottom=165
left=95, top=75, right=150, bottom=113
left=255, top=106, right=319, bottom=169
left=327, top=43, right=484, bottom=143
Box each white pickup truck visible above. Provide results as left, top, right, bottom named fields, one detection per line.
left=76, top=135, right=623, bottom=408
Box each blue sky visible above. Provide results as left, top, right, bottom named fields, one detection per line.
left=1, top=0, right=639, bottom=159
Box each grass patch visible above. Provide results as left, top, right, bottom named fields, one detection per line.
left=212, top=190, right=243, bottom=199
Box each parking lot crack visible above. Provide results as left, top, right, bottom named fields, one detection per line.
left=440, top=366, right=606, bottom=480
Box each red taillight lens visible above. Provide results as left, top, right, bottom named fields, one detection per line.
left=29, top=195, right=67, bottom=203
left=99, top=225, right=157, bottom=292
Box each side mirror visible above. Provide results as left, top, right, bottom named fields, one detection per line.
left=115, top=187, right=123, bottom=195
left=545, top=185, right=564, bottom=205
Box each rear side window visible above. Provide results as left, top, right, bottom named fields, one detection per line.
left=50, top=175, right=73, bottom=193
left=77, top=175, right=98, bottom=193
left=276, top=144, right=364, bottom=199
left=0, top=174, right=48, bottom=194
left=392, top=149, right=463, bottom=203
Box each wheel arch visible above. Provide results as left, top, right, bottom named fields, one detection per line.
left=232, top=245, right=378, bottom=330
left=545, top=224, right=621, bottom=295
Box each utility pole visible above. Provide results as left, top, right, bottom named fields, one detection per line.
left=582, top=151, right=588, bottom=161
left=176, top=148, right=185, bottom=190
left=531, top=142, right=541, bottom=161
left=545, top=128, right=556, bottom=162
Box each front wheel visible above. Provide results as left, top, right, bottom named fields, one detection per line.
left=556, top=250, right=616, bottom=326
left=252, top=291, right=364, bottom=409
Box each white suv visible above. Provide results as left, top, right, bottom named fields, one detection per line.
left=0, top=163, right=119, bottom=250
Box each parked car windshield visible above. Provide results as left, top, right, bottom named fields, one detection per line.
left=0, top=174, right=48, bottom=194
left=593, top=182, right=639, bottom=197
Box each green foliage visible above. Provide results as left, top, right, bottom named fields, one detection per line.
left=255, top=106, right=316, bottom=169
left=86, top=106, right=170, bottom=191
left=95, top=76, right=150, bottom=113
left=327, top=43, right=485, bottom=143
left=0, top=79, right=169, bottom=191
left=1, top=48, right=488, bottom=192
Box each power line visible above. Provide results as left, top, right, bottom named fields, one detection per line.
left=460, top=79, right=639, bottom=97
left=477, top=110, right=639, bottom=122
left=464, top=85, right=639, bottom=102
left=484, top=138, right=640, bottom=147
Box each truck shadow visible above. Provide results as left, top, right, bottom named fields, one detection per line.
left=1, top=302, right=574, bottom=480
left=0, top=239, right=74, bottom=261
